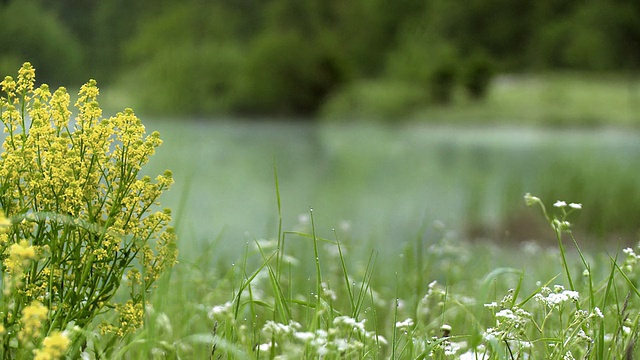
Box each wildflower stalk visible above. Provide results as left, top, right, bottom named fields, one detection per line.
left=0, top=63, right=177, bottom=357
left=525, top=194, right=577, bottom=291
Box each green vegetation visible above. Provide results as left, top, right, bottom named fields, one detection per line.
left=107, top=190, right=640, bottom=358
left=1, top=0, right=639, bottom=118
left=0, top=64, right=177, bottom=358
left=2, top=61, right=640, bottom=358
left=322, top=73, right=640, bottom=124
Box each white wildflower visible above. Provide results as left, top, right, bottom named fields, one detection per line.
left=374, top=335, right=388, bottom=345
left=564, top=290, right=579, bottom=301
left=294, top=332, right=315, bottom=342
left=484, top=302, right=498, bottom=309
left=333, top=316, right=366, bottom=335
left=444, top=340, right=461, bottom=356
left=535, top=287, right=580, bottom=308
left=593, top=307, right=604, bottom=319
left=554, top=200, right=567, bottom=208
left=576, top=329, right=592, bottom=343
left=569, top=203, right=582, bottom=209
left=496, top=309, right=517, bottom=321
left=207, top=301, right=233, bottom=319
left=257, top=342, right=273, bottom=352
left=334, top=338, right=350, bottom=352
left=320, top=282, right=337, bottom=301
left=262, top=320, right=301, bottom=337
left=395, top=318, right=414, bottom=329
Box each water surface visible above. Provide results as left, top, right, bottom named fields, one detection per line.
left=142, top=120, right=640, bottom=258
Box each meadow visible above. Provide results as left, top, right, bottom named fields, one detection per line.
left=121, top=75, right=640, bottom=358
left=3, top=66, right=640, bottom=359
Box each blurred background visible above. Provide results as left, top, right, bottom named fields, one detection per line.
left=2, top=0, right=640, bottom=257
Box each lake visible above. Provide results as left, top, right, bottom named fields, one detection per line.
left=141, top=120, right=640, bottom=259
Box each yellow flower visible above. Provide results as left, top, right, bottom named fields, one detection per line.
left=22, top=302, right=48, bottom=321
left=1, top=62, right=176, bottom=343
left=33, top=331, right=70, bottom=360
left=5, top=240, right=38, bottom=279
left=1, top=76, right=16, bottom=97
left=114, top=300, right=144, bottom=336
left=9, top=240, right=37, bottom=260
left=19, top=301, right=48, bottom=344
left=0, top=212, right=11, bottom=233
left=17, top=62, right=36, bottom=94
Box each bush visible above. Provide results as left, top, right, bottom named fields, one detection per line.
left=320, top=80, right=427, bottom=122
left=120, top=2, right=246, bottom=116
left=120, top=42, right=245, bottom=115
left=461, top=52, right=495, bottom=100
left=385, top=34, right=460, bottom=105
left=233, top=31, right=350, bottom=117
left=0, top=63, right=177, bottom=358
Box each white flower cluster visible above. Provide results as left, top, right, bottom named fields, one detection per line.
left=553, top=200, right=582, bottom=209
left=262, top=320, right=302, bottom=338
left=255, top=316, right=387, bottom=358
left=207, top=301, right=233, bottom=320
left=485, top=306, right=532, bottom=342
left=395, top=317, right=414, bottom=330
left=623, top=246, right=640, bottom=273
left=533, top=285, right=579, bottom=308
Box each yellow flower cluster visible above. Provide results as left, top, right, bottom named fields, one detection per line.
left=3, top=239, right=38, bottom=295
left=0, top=62, right=177, bottom=352
left=18, top=301, right=48, bottom=344
left=33, top=331, right=71, bottom=360
left=101, top=300, right=145, bottom=337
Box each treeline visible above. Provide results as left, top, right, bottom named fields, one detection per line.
left=1, top=0, right=639, bottom=118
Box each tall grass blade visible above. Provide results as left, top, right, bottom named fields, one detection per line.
left=309, top=208, right=323, bottom=329
left=254, top=239, right=292, bottom=322
left=333, top=229, right=356, bottom=314
left=273, top=160, right=285, bottom=281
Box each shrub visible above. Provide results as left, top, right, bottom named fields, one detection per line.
left=120, top=2, right=245, bottom=115
left=385, top=34, right=460, bottom=105
left=461, top=52, right=495, bottom=100
left=320, top=79, right=427, bottom=122
left=0, top=63, right=177, bottom=358
left=233, top=31, right=349, bottom=117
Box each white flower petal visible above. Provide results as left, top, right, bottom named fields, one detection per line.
left=554, top=200, right=567, bottom=208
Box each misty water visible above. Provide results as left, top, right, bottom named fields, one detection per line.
left=142, top=120, right=640, bottom=258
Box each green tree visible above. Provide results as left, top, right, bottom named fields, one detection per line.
left=121, top=2, right=246, bottom=114
left=0, top=0, right=84, bottom=85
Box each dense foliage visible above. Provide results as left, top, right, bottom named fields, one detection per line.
left=1, top=0, right=638, bottom=117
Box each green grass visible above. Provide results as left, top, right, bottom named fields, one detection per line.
left=321, top=72, right=640, bottom=127
left=417, top=73, right=640, bottom=127
left=109, top=193, right=640, bottom=359
left=84, top=72, right=640, bottom=358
